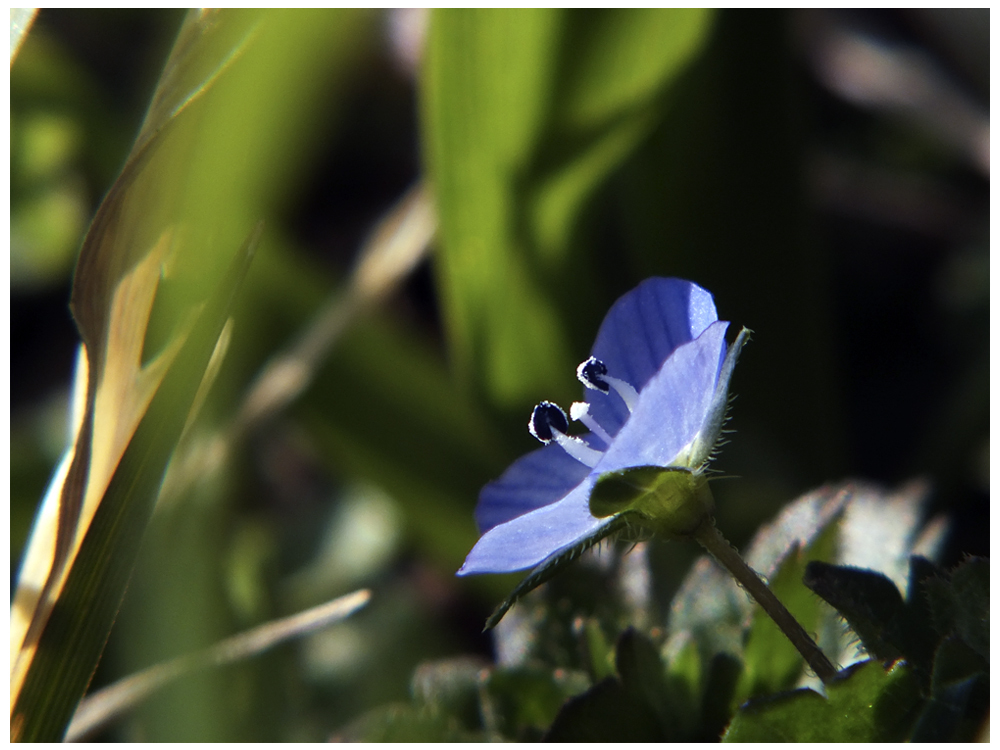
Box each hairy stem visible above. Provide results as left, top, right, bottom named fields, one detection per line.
left=690, top=517, right=838, bottom=684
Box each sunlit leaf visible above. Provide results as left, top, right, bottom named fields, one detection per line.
left=11, top=9, right=375, bottom=739
left=11, top=226, right=259, bottom=741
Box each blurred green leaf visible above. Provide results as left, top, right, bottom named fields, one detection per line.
left=66, top=589, right=370, bottom=741
left=410, top=656, right=488, bottom=733
left=12, top=9, right=377, bottom=741
left=335, top=703, right=479, bottom=742
left=545, top=628, right=677, bottom=741
left=723, top=660, right=922, bottom=742
left=298, top=309, right=506, bottom=574
left=12, top=225, right=259, bottom=741
left=581, top=618, right=615, bottom=683
left=930, top=636, right=987, bottom=691
left=545, top=676, right=664, bottom=742
left=733, top=514, right=840, bottom=705
left=485, top=666, right=588, bottom=741
left=614, top=628, right=673, bottom=728
left=423, top=9, right=714, bottom=407
left=667, top=485, right=848, bottom=691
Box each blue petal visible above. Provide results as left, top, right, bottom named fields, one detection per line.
left=459, top=475, right=612, bottom=575
left=597, top=321, right=729, bottom=473
left=475, top=442, right=591, bottom=533
left=587, top=278, right=718, bottom=436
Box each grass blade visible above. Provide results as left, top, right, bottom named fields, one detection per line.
left=66, top=589, right=371, bottom=741
left=10, top=226, right=260, bottom=742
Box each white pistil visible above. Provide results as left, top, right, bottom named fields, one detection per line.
left=569, top=401, right=614, bottom=446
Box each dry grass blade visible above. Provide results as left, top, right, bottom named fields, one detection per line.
left=10, top=225, right=261, bottom=741
left=65, top=589, right=371, bottom=742
left=11, top=11, right=268, bottom=709
left=237, top=181, right=435, bottom=431
left=159, top=182, right=435, bottom=506
left=9, top=8, right=37, bottom=65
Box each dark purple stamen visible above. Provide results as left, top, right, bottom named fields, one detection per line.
left=577, top=357, right=610, bottom=393
left=528, top=401, right=569, bottom=443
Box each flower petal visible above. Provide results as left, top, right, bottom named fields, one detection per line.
left=587, top=278, right=718, bottom=436
left=475, top=442, right=591, bottom=533
left=597, top=321, right=729, bottom=472
left=459, top=475, right=611, bottom=575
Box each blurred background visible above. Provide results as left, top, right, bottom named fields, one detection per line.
left=10, top=9, right=989, bottom=741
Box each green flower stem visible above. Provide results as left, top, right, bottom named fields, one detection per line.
left=690, top=516, right=838, bottom=684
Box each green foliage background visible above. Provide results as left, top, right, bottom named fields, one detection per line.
left=10, top=8, right=988, bottom=741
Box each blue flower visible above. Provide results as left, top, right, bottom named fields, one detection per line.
left=458, top=278, right=747, bottom=581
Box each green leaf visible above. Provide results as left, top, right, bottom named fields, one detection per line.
left=930, top=636, right=987, bottom=691
left=925, top=556, right=989, bottom=660
left=485, top=666, right=589, bottom=741
left=802, top=562, right=906, bottom=662
left=899, top=556, right=948, bottom=683
left=581, top=618, right=616, bottom=683
left=615, top=628, right=672, bottom=727
left=11, top=226, right=259, bottom=741
left=422, top=9, right=714, bottom=407
left=545, top=628, right=693, bottom=742
left=698, top=653, right=742, bottom=740
left=723, top=660, right=922, bottom=742
left=544, top=676, right=664, bottom=742
left=804, top=556, right=945, bottom=687
left=544, top=626, right=746, bottom=742
left=910, top=672, right=988, bottom=742
left=334, top=703, right=479, bottom=742
left=411, top=657, right=490, bottom=733
left=11, top=10, right=376, bottom=740
left=948, top=557, right=989, bottom=659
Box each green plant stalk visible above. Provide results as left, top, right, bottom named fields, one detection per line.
left=690, top=517, right=838, bottom=684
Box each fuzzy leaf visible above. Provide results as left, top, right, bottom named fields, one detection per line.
left=723, top=660, right=922, bottom=742
left=802, top=562, right=906, bottom=662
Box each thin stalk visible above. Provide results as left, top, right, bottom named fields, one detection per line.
left=690, top=516, right=838, bottom=684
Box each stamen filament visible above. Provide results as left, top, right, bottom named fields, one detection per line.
left=604, top=375, right=638, bottom=412
left=529, top=400, right=604, bottom=468
left=552, top=432, right=602, bottom=468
